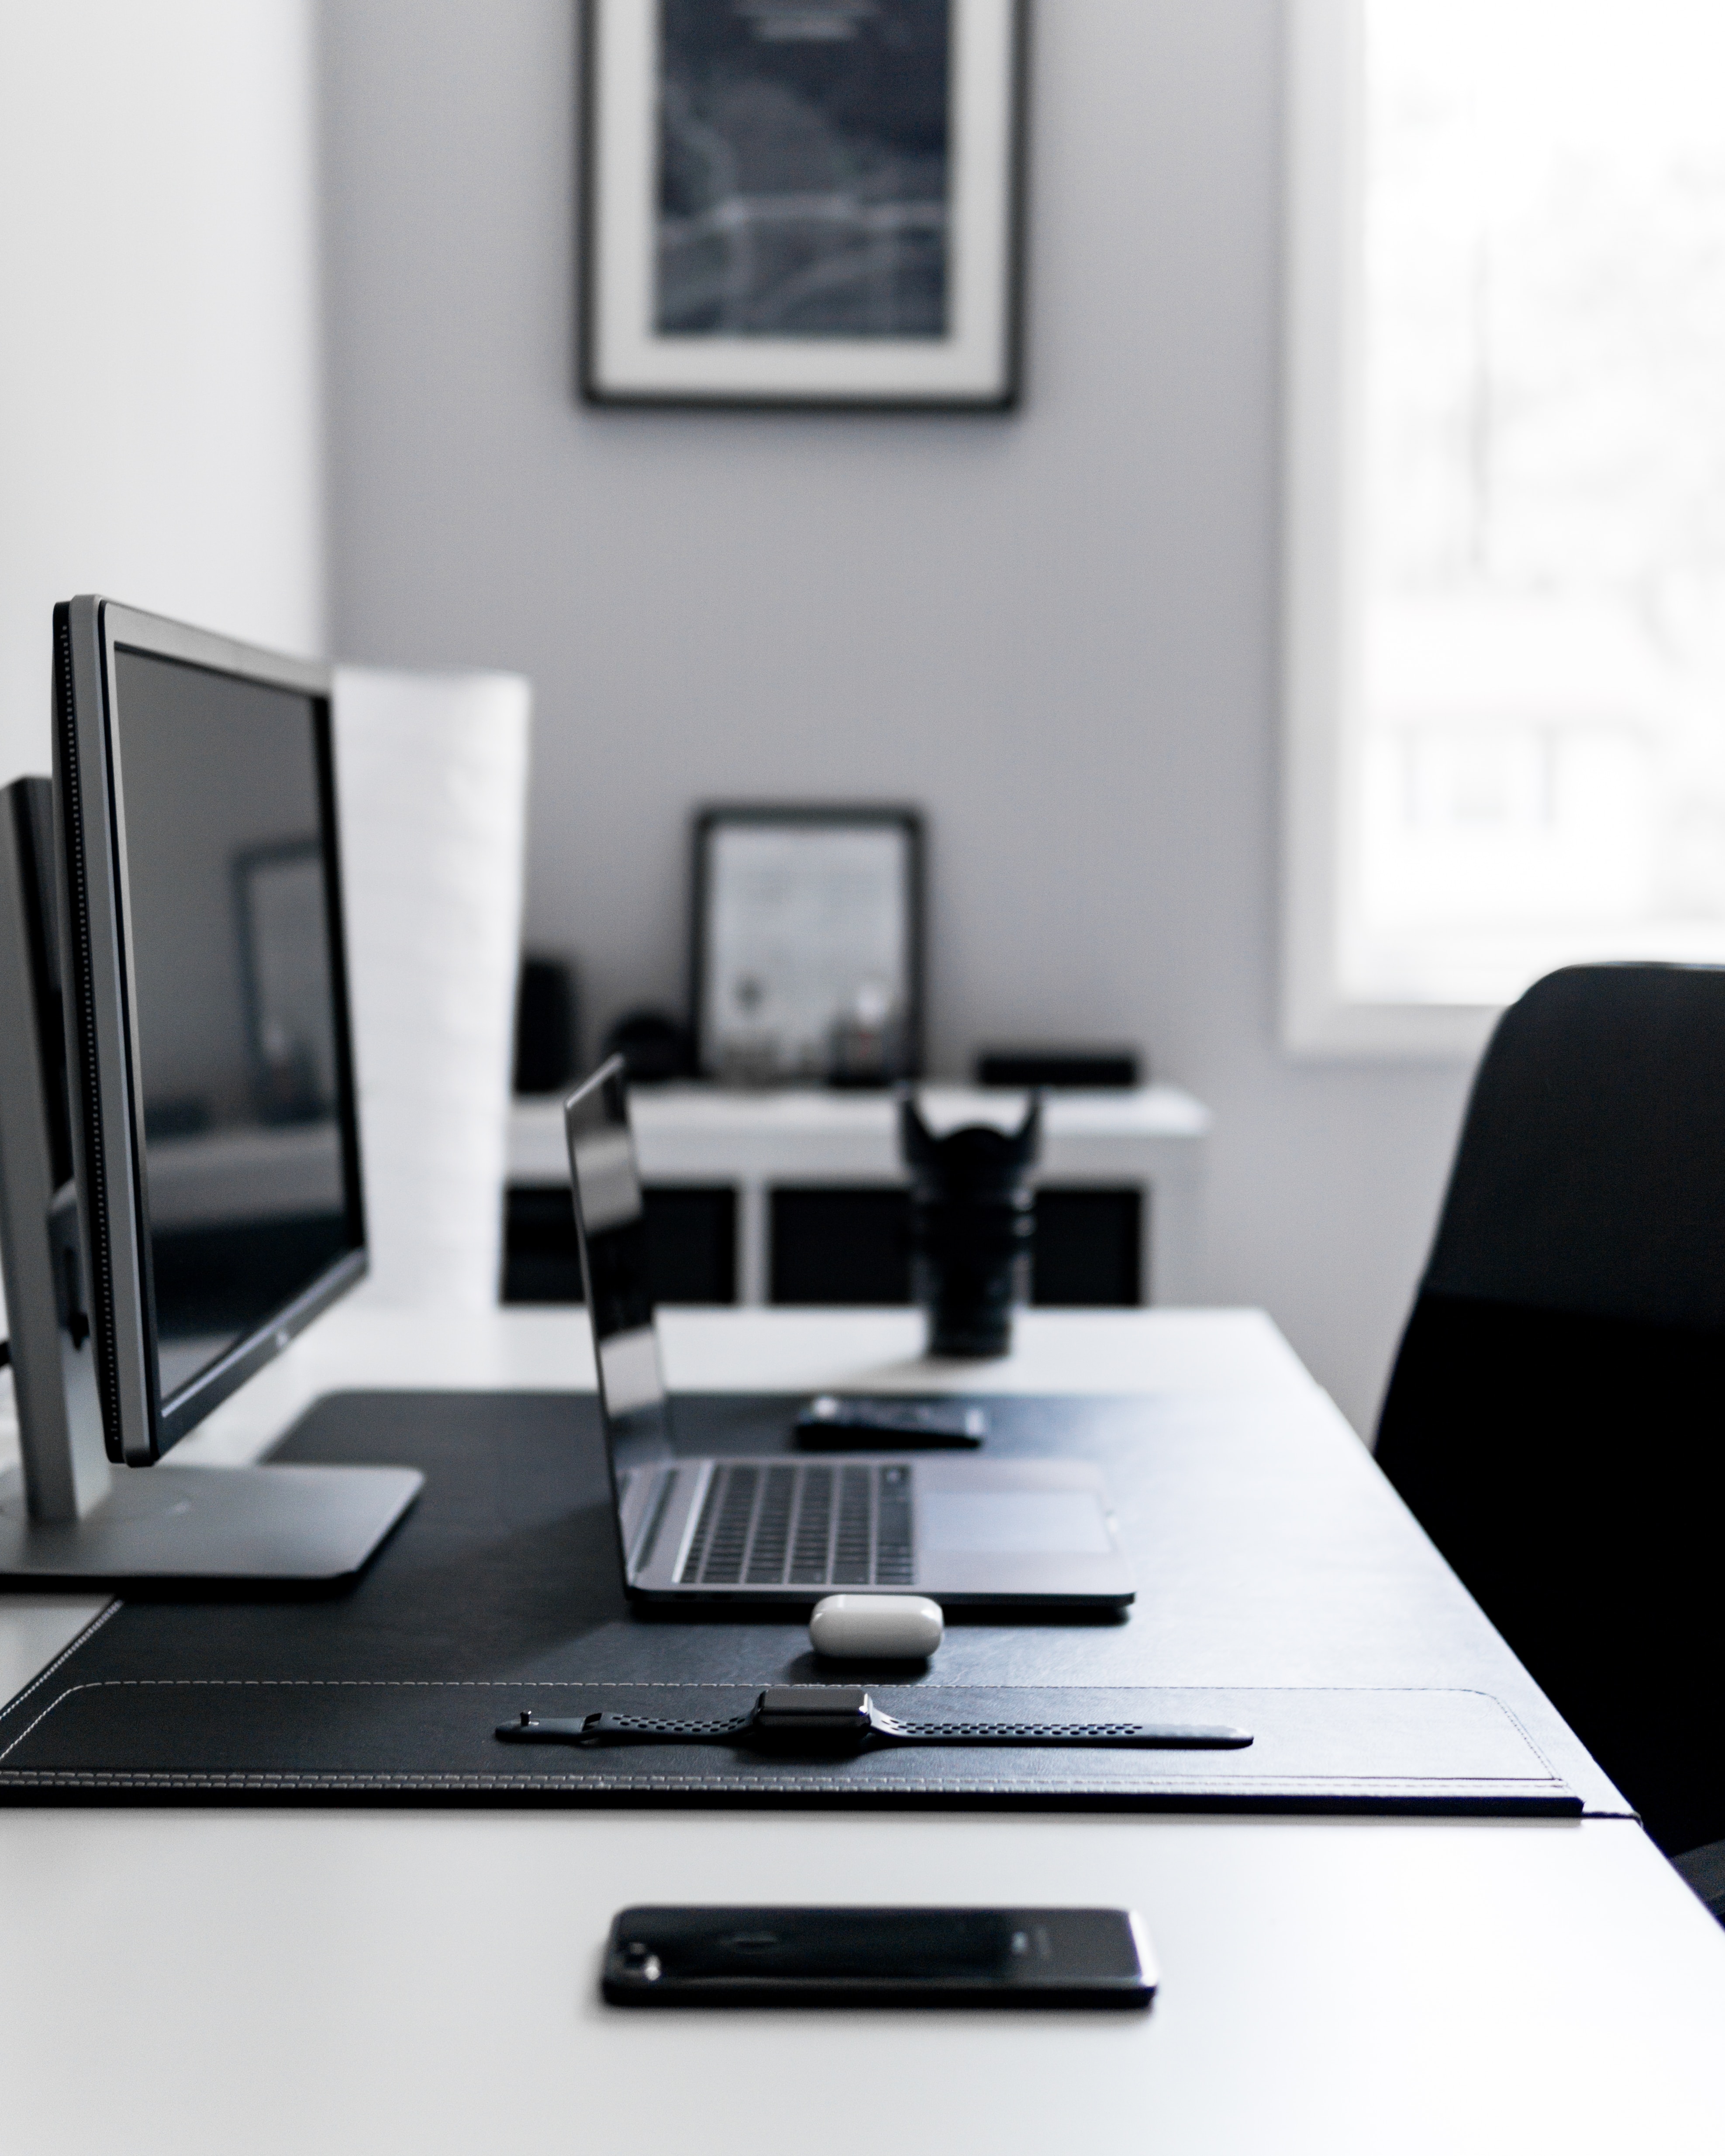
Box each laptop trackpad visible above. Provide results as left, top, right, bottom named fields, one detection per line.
left=918, top=1491, right=1113, bottom=1556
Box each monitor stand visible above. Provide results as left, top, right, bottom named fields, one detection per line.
left=0, top=1460, right=422, bottom=1587
left=0, top=1181, right=421, bottom=1585
left=0, top=782, right=421, bottom=1586
left=0, top=1267, right=421, bottom=1588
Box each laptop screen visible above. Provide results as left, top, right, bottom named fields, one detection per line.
left=563, top=1060, right=674, bottom=1499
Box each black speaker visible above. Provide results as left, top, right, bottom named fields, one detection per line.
left=513, top=957, right=580, bottom=1096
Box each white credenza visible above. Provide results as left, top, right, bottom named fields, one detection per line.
left=507, top=1083, right=1209, bottom=1307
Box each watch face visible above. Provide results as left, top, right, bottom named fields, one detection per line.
left=758, top=1685, right=870, bottom=1716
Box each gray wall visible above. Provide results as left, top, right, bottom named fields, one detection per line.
left=319, top=0, right=1476, bottom=1433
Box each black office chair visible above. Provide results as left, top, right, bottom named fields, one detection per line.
left=1375, top=964, right=1725, bottom=1918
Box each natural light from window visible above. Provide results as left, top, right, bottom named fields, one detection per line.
left=1349, top=0, right=1725, bottom=1006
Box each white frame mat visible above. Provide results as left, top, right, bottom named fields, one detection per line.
left=581, top=0, right=1026, bottom=409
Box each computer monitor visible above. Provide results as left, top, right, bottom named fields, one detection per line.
left=0, top=597, right=421, bottom=1582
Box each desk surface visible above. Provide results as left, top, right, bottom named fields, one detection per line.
left=1, top=1305, right=1722, bottom=2155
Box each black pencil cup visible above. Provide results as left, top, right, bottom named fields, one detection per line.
left=900, top=1090, right=1042, bottom=1359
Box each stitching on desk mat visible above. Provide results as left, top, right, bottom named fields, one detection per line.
left=0, top=1771, right=1575, bottom=1794
left=0, top=1677, right=1571, bottom=1787
left=0, top=1602, right=122, bottom=1732
left=0, top=1591, right=1580, bottom=1797
left=0, top=1782, right=1587, bottom=1814
left=0, top=1676, right=1563, bottom=1691
left=1463, top=1693, right=1565, bottom=1783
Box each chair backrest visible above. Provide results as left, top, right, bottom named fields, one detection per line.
left=1375, top=963, right=1725, bottom=1855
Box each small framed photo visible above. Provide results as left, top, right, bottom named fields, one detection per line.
left=691, top=806, right=924, bottom=1085
left=581, top=0, right=1027, bottom=410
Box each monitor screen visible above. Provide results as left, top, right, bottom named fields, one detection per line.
left=110, top=646, right=361, bottom=1410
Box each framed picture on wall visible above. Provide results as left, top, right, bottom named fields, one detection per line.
left=691, top=806, right=924, bottom=1085
left=580, top=0, right=1027, bottom=411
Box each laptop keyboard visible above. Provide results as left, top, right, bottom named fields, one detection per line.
left=678, top=1462, right=914, bottom=1588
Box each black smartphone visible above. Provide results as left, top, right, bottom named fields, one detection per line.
left=601, top=1906, right=1154, bottom=2009
left=794, top=1396, right=987, bottom=1450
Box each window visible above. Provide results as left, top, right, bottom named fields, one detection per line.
left=1284, top=0, right=1725, bottom=1053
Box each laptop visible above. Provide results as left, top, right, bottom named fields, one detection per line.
left=564, top=1058, right=1136, bottom=1609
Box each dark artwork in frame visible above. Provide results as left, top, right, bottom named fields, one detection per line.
left=581, top=0, right=1027, bottom=409
left=656, top=0, right=952, bottom=342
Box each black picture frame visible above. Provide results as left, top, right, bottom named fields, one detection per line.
left=580, top=0, right=1028, bottom=412
left=690, top=804, right=925, bottom=1084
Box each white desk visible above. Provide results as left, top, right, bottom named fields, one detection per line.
left=510, top=1082, right=1210, bottom=1304
left=1, top=1306, right=1722, bottom=2156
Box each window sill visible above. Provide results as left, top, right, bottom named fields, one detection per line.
left=1281, top=991, right=1500, bottom=1062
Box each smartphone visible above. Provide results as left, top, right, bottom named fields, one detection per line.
left=601, top=1906, right=1155, bottom=2009
left=794, top=1396, right=987, bottom=1450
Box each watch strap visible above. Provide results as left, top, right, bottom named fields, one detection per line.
left=497, top=1685, right=1252, bottom=1752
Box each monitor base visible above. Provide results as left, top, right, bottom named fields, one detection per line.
left=0, top=1460, right=423, bottom=1586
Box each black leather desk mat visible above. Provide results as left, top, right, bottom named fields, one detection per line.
left=0, top=1391, right=1601, bottom=1815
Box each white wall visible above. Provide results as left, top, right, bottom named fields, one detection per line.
left=0, top=0, right=326, bottom=789
left=0, top=0, right=326, bottom=1348
left=318, top=0, right=1477, bottom=1433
